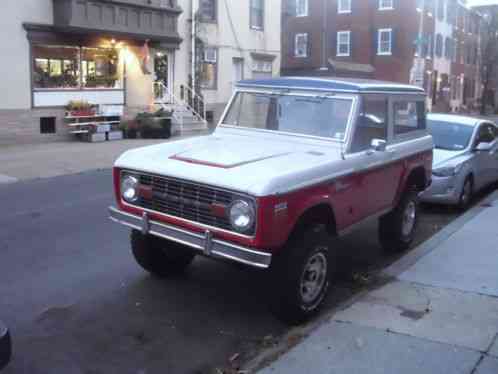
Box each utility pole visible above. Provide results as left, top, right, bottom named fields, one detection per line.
left=191, top=0, right=196, bottom=92
left=411, top=0, right=426, bottom=87
left=319, top=0, right=329, bottom=71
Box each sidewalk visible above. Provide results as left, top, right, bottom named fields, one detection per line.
left=258, top=192, right=498, bottom=374
left=0, top=132, right=209, bottom=183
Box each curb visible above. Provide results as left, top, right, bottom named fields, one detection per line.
left=383, top=189, right=498, bottom=278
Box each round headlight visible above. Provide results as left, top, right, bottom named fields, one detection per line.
left=121, top=175, right=139, bottom=203
left=229, top=200, right=255, bottom=233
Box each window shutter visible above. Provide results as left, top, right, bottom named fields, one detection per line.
left=373, top=29, right=378, bottom=55
left=307, top=33, right=312, bottom=58
left=391, top=29, right=396, bottom=56
left=285, top=0, right=296, bottom=17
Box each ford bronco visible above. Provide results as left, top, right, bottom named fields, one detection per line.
left=110, top=77, right=433, bottom=324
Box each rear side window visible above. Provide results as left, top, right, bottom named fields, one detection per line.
left=393, top=101, right=426, bottom=137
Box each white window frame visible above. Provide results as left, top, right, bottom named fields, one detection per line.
left=377, top=28, right=392, bottom=55
left=379, top=0, right=393, bottom=10
left=336, top=31, right=351, bottom=56
left=294, top=33, right=308, bottom=58
left=338, top=0, right=351, bottom=14
left=296, top=0, right=308, bottom=17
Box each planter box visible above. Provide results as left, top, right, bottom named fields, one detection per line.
left=86, top=133, right=106, bottom=143
left=140, top=117, right=172, bottom=139
left=68, top=109, right=96, bottom=117
left=107, top=130, right=124, bottom=141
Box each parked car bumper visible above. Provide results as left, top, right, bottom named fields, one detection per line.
left=0, top=320, right=11, bottom=370
left=419, top=174, right=462, bottom=205
left=109, top=206, right=272, bottom=269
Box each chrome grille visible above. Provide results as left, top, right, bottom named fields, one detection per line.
left=135, top=174, right=242, bottom=232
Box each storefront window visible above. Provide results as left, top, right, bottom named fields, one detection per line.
left=32, top=45, right=123, bottom=90
left=81, top=47, right=121, bottom=89
left=33, top=45, right=79, bottom=89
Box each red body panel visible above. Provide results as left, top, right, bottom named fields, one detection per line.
left=113, top=149, right=432, bottom=254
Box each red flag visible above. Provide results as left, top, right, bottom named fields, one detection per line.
left=140, top=40, right=151, bottom=75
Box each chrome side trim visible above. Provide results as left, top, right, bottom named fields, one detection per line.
left=109, top=206, right=272, bottom=269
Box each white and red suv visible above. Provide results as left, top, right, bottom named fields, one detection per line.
left=110, top=77, right=433, bottom=324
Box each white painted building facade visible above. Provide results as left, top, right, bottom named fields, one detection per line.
left=0, top=0, right=281, bottom=145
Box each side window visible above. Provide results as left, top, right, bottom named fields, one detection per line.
left=393, top=101, right=425, bottom=137
left=351, top=96, right=388, bottom=152
left=475, top=124, right=496, bottom=145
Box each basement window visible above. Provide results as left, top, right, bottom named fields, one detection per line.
left=40, top=117, right=56, bottom=134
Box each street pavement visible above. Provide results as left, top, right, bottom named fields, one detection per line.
left=257, top=191, right=498, bottom=374
left=0, top=133, right=210, bottom=183
left=0, top=168, right=470, bottom=374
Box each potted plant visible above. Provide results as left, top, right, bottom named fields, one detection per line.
left=65, top=100, right=96, bottom=117
left=136, top=108, right=173, bottom=139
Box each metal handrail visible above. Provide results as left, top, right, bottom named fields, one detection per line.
left=153, top=82, right=207, bottom=128
left=180, top=84, right=207, bottom=122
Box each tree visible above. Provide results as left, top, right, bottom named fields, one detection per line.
left=479, top=7, right=498, bottom=115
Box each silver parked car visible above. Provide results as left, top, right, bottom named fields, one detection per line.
left=420, top=114, right=498, bottom=209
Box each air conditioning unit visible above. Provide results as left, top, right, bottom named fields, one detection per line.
left=204, top=48, right=217, bottom=63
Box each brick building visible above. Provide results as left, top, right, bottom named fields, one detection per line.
left=281, top=0, right=482, bottom=112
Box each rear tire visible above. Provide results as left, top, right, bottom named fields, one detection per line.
left=269, top=225, right=335, bottom=325
left=379, top=189, right=419, bottom=253
left=131, top=230, right=196, bottom=277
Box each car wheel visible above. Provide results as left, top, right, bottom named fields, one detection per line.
left=458, top=177, right=473, bottom=211
left=130, top=230, right=196, bottom=277
left=0, top=321, right=11, bottom=370
left=269, top=225, right=335, bottom=325
left=379, top=188, right=419, bottom=253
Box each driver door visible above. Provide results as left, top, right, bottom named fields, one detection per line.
left=349, top=95, right=402, bottom=218
left=473, top=123, right=498, bottom=188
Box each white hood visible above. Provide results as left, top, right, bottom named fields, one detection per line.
left=115, top=127, right=345, bottom=196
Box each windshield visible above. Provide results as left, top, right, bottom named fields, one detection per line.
left=427, top=120, right=474, bottom=151
left=222, top=92, right=354, bottom=141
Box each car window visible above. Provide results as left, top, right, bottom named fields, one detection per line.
left=475, top=124, right=496, bottom=145
left=393, top=101, right=426, bottom=137
left=350, top=96, right=388, bottom=152
left=427, top=120, right=474, bottom=151
left=223, top=92, right=354, bottom=140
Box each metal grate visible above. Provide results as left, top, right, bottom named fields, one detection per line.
left=136, top=174, right=240, bottom=232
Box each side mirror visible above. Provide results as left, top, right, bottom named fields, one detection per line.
left=371, top=138, right=387, bottom=152
left=474, top=142, right=493, bottom=152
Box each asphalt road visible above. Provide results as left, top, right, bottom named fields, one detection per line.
left=0, top=170, right=480, bottom=374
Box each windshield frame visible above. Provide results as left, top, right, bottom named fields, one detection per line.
left=218, top=88, right=359, bottom=143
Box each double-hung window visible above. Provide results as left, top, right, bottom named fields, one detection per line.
left=296, top=0, right=308, bottom=17
left=294, top=33, right=308, bottom=58
left=337, top=31, right=351, bottom=56
left=379, top=0, right=393, bottom=10
left=338, top=0, right=351, bottom=14
left=377, top=29, right=392, bottom=55
left=250, top=0, right=264, bottom=30
left=200, top=0, right=216, bottom=22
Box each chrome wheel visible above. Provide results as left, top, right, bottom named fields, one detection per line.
left=402, top=201, right=416, bottom=237
left=300, top=251, right=328, bottom=304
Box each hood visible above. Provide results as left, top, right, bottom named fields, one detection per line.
left=115, top=127, right=345, bottom=196
left=433, top=148, right=468, bottom=168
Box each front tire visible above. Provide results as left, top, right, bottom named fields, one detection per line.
left=457, top=176, right=473, bottom=211
left=269, top=225, right=335, bottom=325
left=379, top=189, right=419, bottom=253
left=130, top=230, right=196, bottom=277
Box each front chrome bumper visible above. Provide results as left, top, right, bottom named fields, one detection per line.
left=109, top=206, right=272, bottom=269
